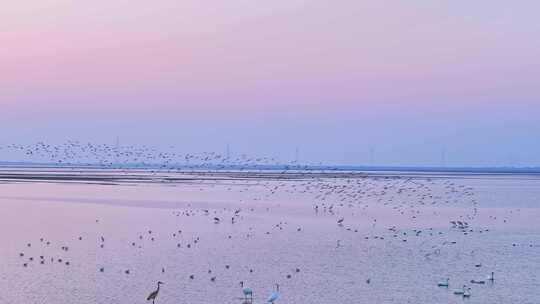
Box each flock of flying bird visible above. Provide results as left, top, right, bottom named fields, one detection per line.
left=0, top=141, right=303, bottom=171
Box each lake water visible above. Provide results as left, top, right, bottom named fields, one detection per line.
left=0, top=169, right=539, bottom=303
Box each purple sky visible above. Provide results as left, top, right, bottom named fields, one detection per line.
left=1, top=0, right=539, bottom=166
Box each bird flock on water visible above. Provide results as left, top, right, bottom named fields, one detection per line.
left=7, top=140, right=536, bottom=302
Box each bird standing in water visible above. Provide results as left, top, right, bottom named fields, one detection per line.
left=147, top=281, right=164, bottom=304
left=267, top=284, right=280, bottom=303
left=240, top=281, right=253, bottom=303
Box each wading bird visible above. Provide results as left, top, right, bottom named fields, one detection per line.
left=240, top=281, right=253, bottom=303
left=267, top=284, right=279, bottom=303
left=147, top=281, right=164, bottom=304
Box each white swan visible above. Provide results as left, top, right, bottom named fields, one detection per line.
left=437, top=278, right=449, bottom=287
left=463, top=287, right=471, bottom=298
left=453, top=285, right=466, bottom=295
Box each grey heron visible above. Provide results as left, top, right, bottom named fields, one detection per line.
left=147, top=281, right=164, bottom=304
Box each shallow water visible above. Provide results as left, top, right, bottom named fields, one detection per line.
left=0, top=170, right=539, bottom=304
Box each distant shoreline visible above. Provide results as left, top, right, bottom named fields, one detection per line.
left=0, top=165, right=539, bottom=185
left=0, top=162, right=539, bottom=175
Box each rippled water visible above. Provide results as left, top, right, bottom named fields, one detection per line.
left=0, top=170, right=539, bottom=304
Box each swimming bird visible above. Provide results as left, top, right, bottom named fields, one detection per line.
left=267, top=284, right=279, bottom=303
left=147, top=281, right=164, bottom=304
left=453, top=285, right=466, bottom=295
left=463, top=287, right=471, bottom=298
left=437, top=278, right=449, bottom=287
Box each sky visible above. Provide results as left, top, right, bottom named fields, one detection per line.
left=1, top=0, right=539, bottom=166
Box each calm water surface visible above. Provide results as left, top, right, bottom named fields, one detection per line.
left=0, top=170, right=539, bottom=304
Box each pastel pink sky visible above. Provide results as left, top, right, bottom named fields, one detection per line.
left=1, top=0, right=539, bottom=165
